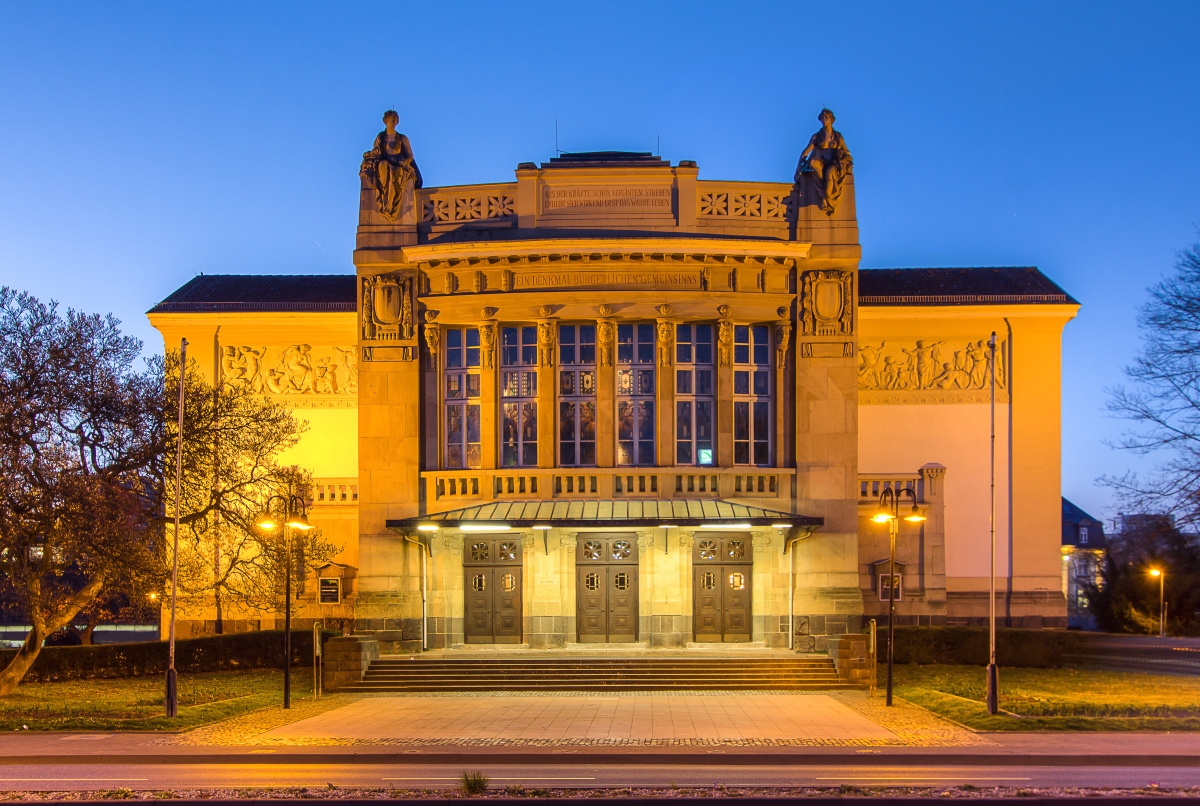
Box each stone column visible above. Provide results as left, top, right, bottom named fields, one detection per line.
left=773, top=321, right=792, bottom=468
left=478, top=318, right=498, bottom=471
left=636, top=530, right=656, bottom=643
left=536, top=314, right=556, bottom=469
left=655, top=309, right=676, bottom=467
left=716, top=314, right=734, bottom=468
left=596, top=315, right=616, bottom=469
left=919, top=463, right=948, bottom=622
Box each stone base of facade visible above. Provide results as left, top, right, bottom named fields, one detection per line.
left=323, top=635, right=378, bottom=689
left=945, top=590, right=1068, bottom=629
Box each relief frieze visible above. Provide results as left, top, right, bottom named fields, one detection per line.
left=222, top=344, right=358, bottom=407
left=858, top=338, right=1009, bottom=404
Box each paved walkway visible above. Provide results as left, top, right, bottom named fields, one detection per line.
left=262, top=693, right=895, bottom=743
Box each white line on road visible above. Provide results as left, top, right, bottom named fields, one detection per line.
left=383, top=777, right=595, bottom=781
left=817, top=777, right=1031, bottom=782
left=0, top=778, right=149, bottom=782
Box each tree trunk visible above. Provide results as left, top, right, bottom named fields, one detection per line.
left=214, top=586, right=224, bottom=635
left=80, top=620, right=97, bottom=646
left=0, top=623, right=45, bottom=696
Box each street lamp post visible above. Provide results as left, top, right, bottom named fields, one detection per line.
left=871, top=487, right=926, bottom=707
left=255, top=494, right=313, bottom=709
left=1149, top=568, right=1165, bottom=637
left=166, top=337, right=187, bottom=718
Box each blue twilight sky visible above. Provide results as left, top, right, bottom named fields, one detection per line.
left=1, top=2, right=1198, bottom=523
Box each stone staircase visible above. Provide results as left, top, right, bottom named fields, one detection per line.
left=341, top=654, right=858, bottom=692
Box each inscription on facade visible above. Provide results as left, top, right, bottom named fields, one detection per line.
left=513, top=271, right=702, bottom=290
left=541, top=186, right=672, bottom=214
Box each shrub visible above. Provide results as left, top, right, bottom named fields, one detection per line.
left=891, top=626, right=1095, bottom=667
left=0, top=629, right=338, bottom=683
left=459, top=771, right=489, bottom=796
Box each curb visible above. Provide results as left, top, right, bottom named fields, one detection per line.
left=3, top=751, right=1200, bottom=767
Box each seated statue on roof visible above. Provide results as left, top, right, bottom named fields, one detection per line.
left=795, top=108, right=853, bottom=217
left=360, top=110, right=423, bottom=224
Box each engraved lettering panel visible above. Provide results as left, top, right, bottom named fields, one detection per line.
left=541, top=186, right=673, bottom=215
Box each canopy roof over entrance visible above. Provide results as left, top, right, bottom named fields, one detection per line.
left=386, top=500, right=822, bottom=532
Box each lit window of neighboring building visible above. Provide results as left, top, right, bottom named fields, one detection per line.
left=558, top=324, right=596, bottom=466
left=501, top=326, right=538, bottom=467
left=675, top=323, right=714, bottom=466
left=1079, top=525, right=1089, bottom=544
left=444, top=328, right=480, bottom=469
left=616, top=323, right=655, bottom=466
left=733, top=324, right=770, bottom=465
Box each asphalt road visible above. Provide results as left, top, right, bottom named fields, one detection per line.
left=0, top=763, right=1195, bottom=791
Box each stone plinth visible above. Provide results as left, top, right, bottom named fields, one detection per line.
left=323, top=635, right=379, bottom=690
left=827, top=633, right=874, bottom=686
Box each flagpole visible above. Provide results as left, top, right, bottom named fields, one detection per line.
left=986, top=332, right=999, bottom=715
left=166, top=338, right=187, bottom=717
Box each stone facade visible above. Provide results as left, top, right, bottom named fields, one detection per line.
left=148, top=119, right=1081, bottom=649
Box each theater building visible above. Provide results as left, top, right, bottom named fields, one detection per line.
left=149, top=119, right=1080, bottom=652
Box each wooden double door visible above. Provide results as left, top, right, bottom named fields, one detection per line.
left=576, top=534, right=639, bottom=643
left=463, top=536, right=523, bottom=644
left=692, top=533, right=752, bottom=642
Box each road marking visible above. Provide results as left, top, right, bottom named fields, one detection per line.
left=816, top=777, right=1030, bottom=782
left=383, top=777, right=595, bottom=781
left=0, top=778, right=149, bottom=782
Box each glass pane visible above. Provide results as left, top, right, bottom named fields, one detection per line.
left=637, top=400, right=655, bottom=440
left=676, top=323, right=692, bottom=344
left=446, top=374, right=463, bottom=399
left=521, top=371, right=537, bottom=397
left=560, top=370, right=575, bottom=395
left=754, top=370, right=769, bottom=396
left=502, top=372, right=518, bottom=397
left=677, top=441, right=692, bottom=464
left=502, top=327, right=518, bottom=366
left=447, top=329, right=462, bottom=348
left=696, top=325, right=713, bottom=365
left=638, top=369, right=655, bottom=395
left=502, top=403, right=519, bottom=466
left=560, top=441, right=576, bottom=465
left=754, top=440, right=770, bottom=466
left=637, top=324, right=654, bottom=363
left=618, top=441, right=633, bottom=466
left=753, top=325, right=769, bottom=366
left=676, top=401, right=692, bottom=439
left=466, top=441, right=481, bottom=469
left=696, top=400, right=712, bottom=439
left=522, top=326, right=537, bottom=365
left=735, top=325, right=749, bottom=345
left=522, top=402, right=537, bottom=440
left=617, top=368, right=633, bottom=395
left=696, top=369, right=713, bottom=396
left=735, top=442, right=750, bottom=464
left=559, top=324, right=576, bottom=365
left=466, top=404, right=480, bottom=442
left=447, top=405, right=463, bottom=441
left=447, top=344, right=462, bottom=369
left=466, top=328, right=480, bottom=347
left=580, top=441, right=596, bottom=465
left=618, top=401, right=634, bottom=440
left=580, top=325, right=596, bottom=364
left=560, top=401, right=575, bottom=440
left=754, top=401, right=770, bottom=438
left=579, top=370, right=595, bottom=395
left=638, top=440, right=654, bottom=464
left=467, top=374, right=480, bottom=398
left=579, top=402, right=596, bottom=440
left=466, top=345, right=479, bottom=367
left=734, top=371, right=750, bottom=395
left=734, top=401, right=750, bottom=440
left=446, top=444, right=463, bottom=469
left=617, top=324, right=633, bottom=363
left=735, top=344, right=749, bottom=364
left=676, top=369, right=692, bottom=394
left=522, top=441, right=538, bottom=466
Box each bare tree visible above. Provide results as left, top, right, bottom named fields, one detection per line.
left=0, top=289, right=165, bottom=695
left=1105, top=242, right=1200, bottom=527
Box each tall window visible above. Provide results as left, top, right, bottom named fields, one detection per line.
left=559, top=324, right=597, bottom=466
left=733, top=325, right=770, bottom=465
left=501, top=326, right=538, bottom=467
left=444, top=328, right=480, bottom=469
left=675, top=324, right=714, bottom=465
left=616, top=323, right=655, bottom=466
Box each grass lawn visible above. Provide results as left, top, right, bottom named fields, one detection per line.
left=895, top=664, right=1200, bottom=731
left=0, top=669, right=313, bottom=732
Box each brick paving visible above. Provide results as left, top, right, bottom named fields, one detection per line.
left=168, top=690, right=987, bottom=748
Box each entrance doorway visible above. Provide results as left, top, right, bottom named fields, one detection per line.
left=463, top=536, right=522, bottom=644
left=576, top=533, right=639, bottom=642
left=692, top=533, right=752, bottom=642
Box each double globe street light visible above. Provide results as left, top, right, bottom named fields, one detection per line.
left=255, top=495, right=312, bottom=709
left=872, top=486, right=926, bottom=707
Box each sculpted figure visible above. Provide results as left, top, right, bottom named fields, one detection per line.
left=657, top=321, right=673, bottom=366
left=900, top=340, right=943, bottom=389
left=360, top=110, right=423, bottom=223
left=795, top=108, right=853, bottom=216
left=597, top=321, right=615, bottom=367
left=858, top=342, right=885, bottom=388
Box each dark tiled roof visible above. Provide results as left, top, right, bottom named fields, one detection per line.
left=860, top=268, right=1077, bottom=306
left=542, top=151, right=670, bottom=168
left=1062, top=497, right=1107, bottom=549
left=148, top=275, right=356, bottom=314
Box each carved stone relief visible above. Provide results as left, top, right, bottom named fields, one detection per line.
left=423, top=325, right=440, bottom=371
left=479, top=323, right=496, bottom=370
left=800, top=270, right=854, bottom=337
left=537, top=321, right=555, bottom=367
left=858, top=338, right=1009, bottom=403
left=774, top=324, right=792, bottom=369
left=597, top=320, right=615, bottom=367
left=717, top=320, right=734, bottom=367
left=361, top=273, right=416, bottom=342
left=657, top=321, right=674, bottom=367
left=222, top=345, right=358, bottom=397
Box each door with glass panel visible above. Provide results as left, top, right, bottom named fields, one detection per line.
left=576, top=534, right=639, bottom=642
left=692, top=534, right=752, bottom=642
left=463, top=537, right=523, bottom=644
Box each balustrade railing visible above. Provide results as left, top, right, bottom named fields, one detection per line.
left=422, top=468, right=794, bottom=511
left=695, top=180, right=795, bottom=222
left=313, top=478, right=359, bottom=506
left=418, top=183, right=518, bottom=225
left=858, top=474, right=922, bottom=504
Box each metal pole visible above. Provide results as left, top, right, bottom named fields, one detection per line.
left=986, top=331, right=999, bottom=715
left=886, top=513, right=896, bottom=707
left=1160, top=573, right=1165, bottom=637
left=284, top=516, right=291, bottom=710
left=166, top=338, right=187, bottom=718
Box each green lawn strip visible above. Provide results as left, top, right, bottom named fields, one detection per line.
left=0, top=669, right=313, bottom=732
left=894, top=664, right=1200, bottom=731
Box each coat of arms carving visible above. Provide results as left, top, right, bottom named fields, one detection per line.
left=362, top=273, right=416, bottom=342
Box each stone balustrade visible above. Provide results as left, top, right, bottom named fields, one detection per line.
left=313, top=477, right=359, bottom=506
left=695, top=180, right=795, bottom=221
left=418, top=183, right=517, bottom=227
left=858, top=473, right=922, bottom=504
